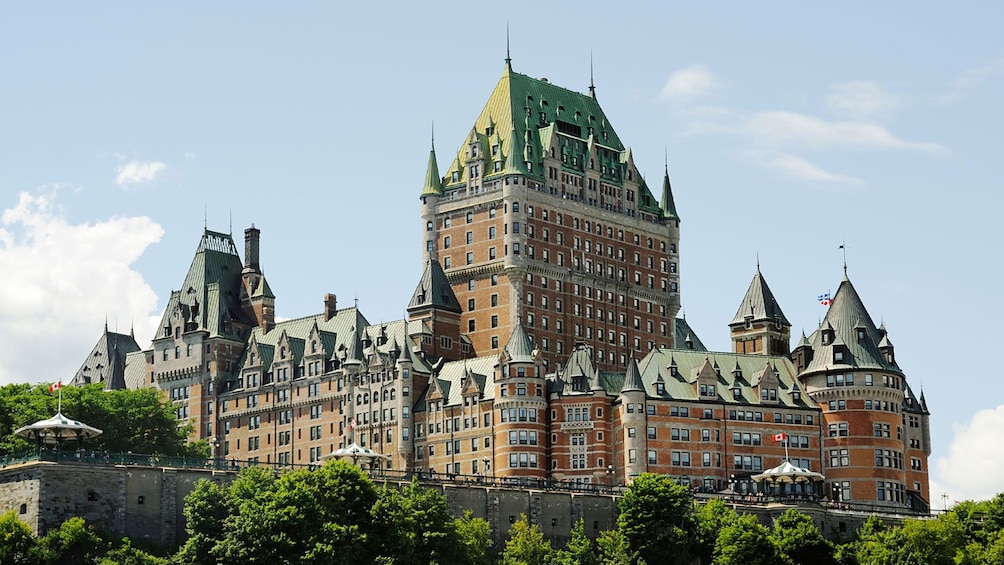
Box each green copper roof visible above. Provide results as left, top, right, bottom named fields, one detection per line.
left=803, top=275, right=901, bottom=375
left=504, top=323, right=536, bottom=364
left=729, top=268, right=791, bottom=327
left=619, top=358, right=645, bottom=394
left=156, top=229, right=251, bottom=340
left=420, top=141, right=443, bottom=197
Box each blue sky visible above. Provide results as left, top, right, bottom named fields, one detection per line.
left=0, top=2, right=1001, bottom=505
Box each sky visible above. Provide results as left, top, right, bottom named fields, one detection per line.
left=0, top=2, right=1001, bottom=506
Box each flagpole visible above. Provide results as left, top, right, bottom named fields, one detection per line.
left=784, top=437, right=789, bottom=462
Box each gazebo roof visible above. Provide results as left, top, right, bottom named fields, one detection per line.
left=751, top=460, right=825, bottom=484
left=321, top=442, right=390, bottom=462
left=14, top=412, right=103, bottom=444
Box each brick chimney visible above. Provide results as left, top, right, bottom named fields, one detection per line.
left=324, top=293, right=338, bottom=321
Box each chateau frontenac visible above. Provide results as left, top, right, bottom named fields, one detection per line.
left=71, top=58, right=931, bottom=512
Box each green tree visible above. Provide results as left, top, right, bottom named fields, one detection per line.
left=455, top=511, right=493, bottom=565
left=595, top=529, right=637, bottom=565
left=0, top=511, right=42, bottom=565
left=502, top=515, right=553, bottom=565
left=37, top=516, right=102, bottom=564
left=770, top=509, right=835, bottom=565
left=886, top=514, right=965, bottom=565
left=371, top=479, right=464, bottom=564
left=553, top=519, right=597, bottom=565
left=617, top=473, right=694, bottom=565
left=174, top=479, right=232, bottom=564
left=96, top=538, right=168, bottom=565
left=693, top=499, right=737, bottom=565
left=713, top=514, right=790, bottom=565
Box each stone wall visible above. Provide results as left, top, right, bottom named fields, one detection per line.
left=0, top=460, right=906, bottom=550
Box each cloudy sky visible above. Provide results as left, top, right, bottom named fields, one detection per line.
left=1, top=2, right=1001, bottom=506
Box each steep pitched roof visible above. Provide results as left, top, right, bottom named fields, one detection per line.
left=674, top=317, right=708, bottom=351
left=420, top=139, right=443, bottom=197
left=730, top=268, right=791, bottom=327
left=619, top=358, right=645, bottom=394
left=69, top=327, right=141, bottom=389
left=803, top=275, right=901, bottom=375
left=660, top=167, right=679, bottom=221
left=408, top=260, right=462, bottom=313
left=503, top=323, right=536, bottom=364
left=70, top=327, right=141, bottom=390
left=156, top=230, right=251, bottom=340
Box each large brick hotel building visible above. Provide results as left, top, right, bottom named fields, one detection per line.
left=71, top=58, right=931, bottom=511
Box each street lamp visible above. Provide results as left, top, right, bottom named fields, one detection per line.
left=210, top=437, right=220, bottom=468
left=606, top=464, right=615, bottom=487
left=483, top=457, right=491, bottom=481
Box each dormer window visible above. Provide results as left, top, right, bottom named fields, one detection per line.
left=669, top=365, right=678, bottom=377
left=656, top=382, right=665, bottom=395
left=281, top=347, right=287, bottom=359
left=250, top=353, right=256, bottom=365
left=856, top=329, right=866, bottom=341
left=834, top=350, right=844, bottom=363
left=732, top=387, right=742, bottom=400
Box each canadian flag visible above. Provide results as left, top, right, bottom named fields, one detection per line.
left=49, top=381, right=63, bottom=392
left=772, top=432, right=787, bottom=442
left=348, top=417, right=355, bottom=431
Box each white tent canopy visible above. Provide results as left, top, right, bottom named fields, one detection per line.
left=14, top=412, right=103, bottom=445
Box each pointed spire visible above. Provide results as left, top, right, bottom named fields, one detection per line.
left=504, top=22, right=512, bottom=71
left=408, top=260, right=462, bottom=313
left=588, top=51, right=596, bottom=99
left=660, top=165, right=679, bottom=220
left=503, top=125, right=527, bottom=175
left=420, top=124, right=443, bottom=197
left=620, top=358, right=645, bottom=394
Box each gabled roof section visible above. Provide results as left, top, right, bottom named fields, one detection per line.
left=408, top=260, right=462, bottom=313
left=803, top=275, right=901, bottom=375
left=503, top=323, right=536, bottom=364
left=730, top=268, right=791, bottom=327
left=157, top=229, right=251, bottom=340
left=70, top=327, right=142, bottom=390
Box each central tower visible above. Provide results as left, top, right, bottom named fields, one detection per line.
left=420, top=59, right=681, bottom=372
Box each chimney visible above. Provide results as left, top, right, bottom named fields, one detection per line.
left=324, top=293, right=338, bottom=321
left=244, top=224, right=261, bottom=272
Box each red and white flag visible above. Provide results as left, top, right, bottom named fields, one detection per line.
left=348, top=417, right=355, bottom=431
left=49, top=381, right=62, bottom=392
left=772, top=432, right=787, bottom=442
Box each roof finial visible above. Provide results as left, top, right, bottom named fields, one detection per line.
left=505, top=22, right=511, bottom=69
left=589, top=50, right=596, bottom=98
left=431, top=121, right=435, bottom=149
left=229, top=209, right=232, bottom=235
left=664, top=145, right=668, bottom=171
left=840, top=241, right=847, bottom=275
left=203, top=204, right=207, bottom=230
left=756, top=252, right=760, bottom=273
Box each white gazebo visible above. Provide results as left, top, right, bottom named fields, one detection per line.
left=14, top=412, right=103, bottom=445
left=751, top=460, right=825, bottom=497
left=321, top=442, right=390, bottom=469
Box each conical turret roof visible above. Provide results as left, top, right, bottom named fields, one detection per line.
left=660, top=167, right=679, bottom=221
left=803, top=275, right=901, bottom=374
left=420, top=139, right=443, bottom=197
left=504, top=323, right=536, bottom=364
left=620, top=358, right=645, bottom=394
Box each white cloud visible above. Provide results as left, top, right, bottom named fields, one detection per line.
left=660, top=65, right=716, bottom=103
left=941, top=57, right=1004, bottom=103
left=742, top=111, right=945, bottom=153
left=934, top=403, right=1004, bottom=502
left=827, top=81, right=901, bottom=118
left=0, top=189, right=163, bottom=384
left=115, top=160, right=166, bottom=186
left=757, top=153, right=864, bottom=185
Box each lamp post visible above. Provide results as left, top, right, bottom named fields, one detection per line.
left=483, top=457, right=491, bottom=483
left=210, top=437, right=220, bottom=469
left=606, top=464, right=615, bottom=488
